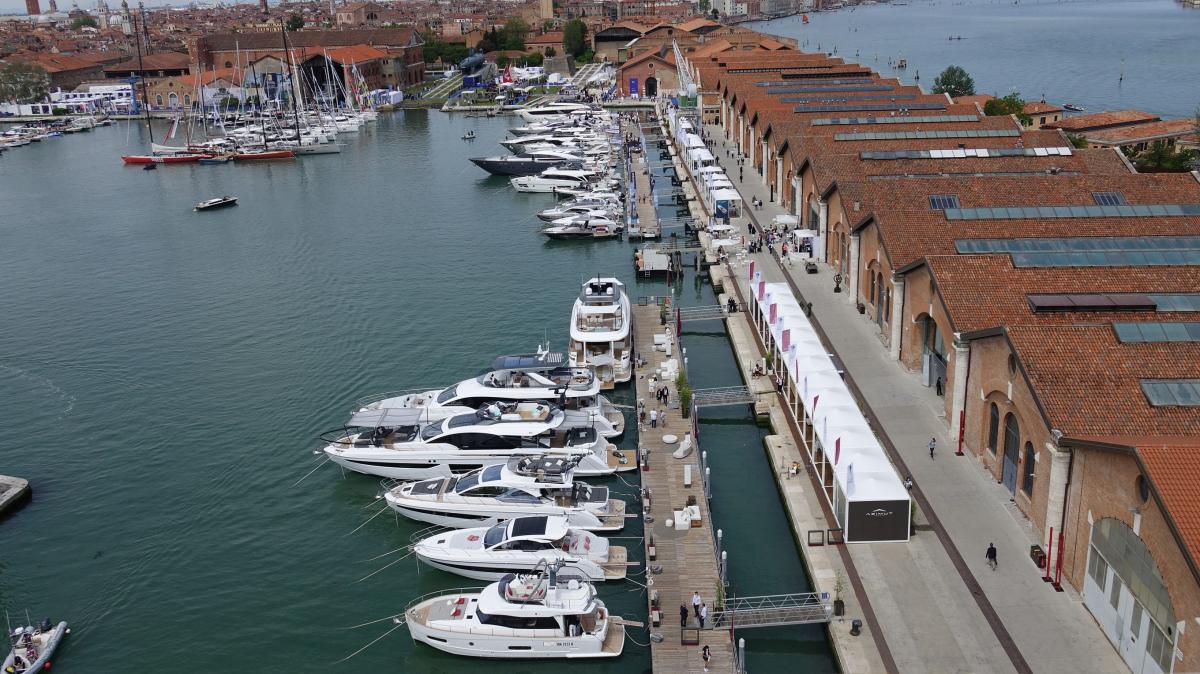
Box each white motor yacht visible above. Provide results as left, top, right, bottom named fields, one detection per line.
left=413, top=515, right=628, bottom=582
left=569, top=279, right=632, bottom=389
left=516, top=102, right=595, bottom=123
left=353, top=349, right=625, bottom=439
left=510, top=168, right=601, bottom=194
left=404, top=564, right=624, bottom=658
left=542, top=218, right=620, bottom=240
left=537, top=204, right=619, bottom=223
left=383, top=456, right=627, bottom=531
left=322, top=402, right=624, bottom=480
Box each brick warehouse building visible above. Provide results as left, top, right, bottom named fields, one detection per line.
left=684, top=43, right=1200, bottom=674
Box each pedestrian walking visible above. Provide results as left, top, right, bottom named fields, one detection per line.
left=680, top=603, right=689, bottom=628
left=928, top=436, right=936, bottom=459
left=702, top=644, right=711, bottom=672
left=692, top=591, right=702, bottom=617
left=662, top=387, right=670, bottom=405
left=986, top=543, right=998, bottom=570
left=699, top=603, right=708, bottom=629
left=650, top=409, right=658, bottom=428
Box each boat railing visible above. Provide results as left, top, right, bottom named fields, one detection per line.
left=405, top=586, right=487, bottom=612
left=353, top=387, right=445, bottom=409
left=408, top=523, right=454, bottom=545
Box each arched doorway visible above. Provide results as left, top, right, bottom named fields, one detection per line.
left=918, top=314, right=947, bottom=393
left=645, top=77, right=658, bottom=98
left=168, top=92, right=178, bottom=108
left=1001, top=412, right=1020, bottom=494
left=1085, top=518, right=1177, bottom=674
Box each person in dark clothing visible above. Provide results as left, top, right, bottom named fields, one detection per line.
left=680, top=604, right=689, bottom=627
left=986, top=543, right=998, bottom=570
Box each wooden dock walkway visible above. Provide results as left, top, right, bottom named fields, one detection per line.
left=632, top=301, right=733, bottom=673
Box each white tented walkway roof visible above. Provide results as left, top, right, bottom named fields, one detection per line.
left=748, top=266, right=910, bottom=543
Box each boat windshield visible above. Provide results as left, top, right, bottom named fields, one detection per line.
left=436, top=384, right=459, bottom=404
left=484, top=524, right=507, bottom=548
left=420, top=423, right=444, bottom=441
left=480, top=464, right=504, bottom=483
left=496, top=489, right=542, bottom=504
left=454, top=471, right=482, bottom=494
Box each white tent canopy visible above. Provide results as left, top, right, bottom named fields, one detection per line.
left=697, top=166, right=724, bottom=174
left=711, top=188, right=741, bottom=201
left=748, top=269, right=910, bottom=542
left=685, top=133, right=704, bottom=148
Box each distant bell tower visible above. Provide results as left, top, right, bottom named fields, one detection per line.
left=26, top=0, right=41, bottom=15
left=539, top=0, right=552, bottom=20
left=47, top=0, right=57, bottom=11
left=259, top=0, right=267, bottom=13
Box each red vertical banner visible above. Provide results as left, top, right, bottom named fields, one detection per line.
left=782, top=328, right=791, bottom=352
left=769, top=302, right=777, bottom=324
left=749, top=260, right=756, bottom=280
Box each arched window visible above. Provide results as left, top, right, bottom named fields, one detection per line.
left=167, top=92, right=178, bottom=108
left=184, top=94, right=191, bottom=107
left=155, top=94, right=163, bottom=107
left=987, top=402, right=999, bottom=453
left=1003, top=412, right=1020, bottom=470
left=224, top=61, right=233, bottom=68
left=1022, top=442, right=1035, bottom=496
left=876, top=272, right=884, bottom=307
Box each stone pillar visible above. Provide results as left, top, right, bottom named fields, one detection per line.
left=949, top=339, right=970, bottom=444
left=1043, top=441, right=1070, bottom=548
left=790, top=175, right=800, bottom=215
left=761, top=140, right=769, bottom=185
left=775, top=157, right=784, bottom=203
left=889, top=275, right=905, bottom=360
left=818, top=200, right=828, bottom=263
left=847, top=234, right=861, bottom=303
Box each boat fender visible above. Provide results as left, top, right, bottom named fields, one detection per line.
left=598, top=608, right=606, bottom=620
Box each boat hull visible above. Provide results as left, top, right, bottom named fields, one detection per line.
left=384, top=496, right=622, bottom=532
left=415, top=553, right=606, bottom=582
left=324, top=449, right=614, bottom=480
left=121, top=154, right=208, bottom=164
left=3, top=621, right=67, bottom=672
left=470, top=157, right=565, bottom=176
left=407, top=608, right=620, bottom=659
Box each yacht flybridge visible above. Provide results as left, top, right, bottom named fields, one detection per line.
left=412, top=514, right=629, bottom=582
left=353, top=349, right=625, bottom=438
left=404, top=562, right=625, bottom=659
left=510, top=168, right=605, bottom=194
left=383, top=456, right=627, bottom=531
left=516, top=102, right=595, bottom=123
left=569, top=279, right=632, bottom=389
left=321, top=402, right=628, bottom=480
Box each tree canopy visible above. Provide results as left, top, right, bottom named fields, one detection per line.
left=983, top=92, right=1031, bottom=125
left=71, top=15, right=98, bottom=29
left=421, top=33, right=469, bottom=65
left=563, top=19, right=588, bottom=58
left=0, top=61, right=50, bottom=104
left=285, top=13, right=304, bottom=31
left=931, top=65, right=975, bottom=98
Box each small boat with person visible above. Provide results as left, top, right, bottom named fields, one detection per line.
left=404, top=561, right=625, bottom=659
left=194, top=196, right=238, bottom=211
left=1063, top=103, right=1085, bottom=112
left=4, top=616, right=68, bottom=673
left=462, top=130, right=476, bottom=140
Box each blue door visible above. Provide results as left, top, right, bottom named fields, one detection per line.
left=1001, top=413, right=1020, bottom=494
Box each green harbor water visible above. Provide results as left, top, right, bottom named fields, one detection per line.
left=0, top=112, right=833, bottom=672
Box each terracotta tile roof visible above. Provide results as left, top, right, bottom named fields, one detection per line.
left=1045, top=109, right=1160, bottom=132
left=1084, top=119, right=1199, bottom=146
left=1007, top=325, right=1200, bottom=438
left=1137, top=442, right=1200, bottom=568
left=618, top=46, right=675, bottom=71
left=12, top=52, right=100, bottom=73
left=171, top=66, right=242, bottom=88
left=1023, top=101, right=1062, bottom=115
left=324, top=44, right=388, bottom=64
left=201, top=28, right=418, bottom=52
left=953, top=94, right=994, bottom=108
left=675, top=17, right=720, bottom=33
left=928, top=255, right=1200, bottom=334
left=104, top=51, right=191, bottom=72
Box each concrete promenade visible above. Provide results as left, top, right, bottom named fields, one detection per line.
left=694, top=119, right=1128, bottom=674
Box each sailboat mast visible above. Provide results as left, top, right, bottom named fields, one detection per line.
left=280, top=18, right=302, bottom=142
left=248, top=59, right=268, bottom=151
left=133, top=9, right=153, bottom=143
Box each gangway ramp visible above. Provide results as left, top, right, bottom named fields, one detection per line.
left=691, top=385, right=756, bottom=408
left=714, top=592, right=833, bottom=629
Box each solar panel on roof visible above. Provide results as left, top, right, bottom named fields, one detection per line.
left=758, top=84, right=895, bottom=94
left=757, top=79, right=880, bottom=87
left=859, top=147, right=1071, bottom=160
left=1149, top=294, right=1200, bottom=311
left=836, top=129, right=1019, bottom=141
left=799, top=102, right=946, bottom=114
left=945, top=204, right=1200, bottom=221
left=1141, top=379, right=1200, bottom=406
left=1114, top=322, right=1200, bottom=342
left=812, top=115, right=978, bottom=126
left=955, top=236, right=1200, bottom=268
left=1028, top=294, right=1157, bottom=313
left=779, top=93, right=918, bottom=104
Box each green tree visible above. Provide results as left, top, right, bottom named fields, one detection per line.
left=0, top=61, right=50, bottom=104
left=563, top=19, right=588, bottom=57
left=983, top=92, right=1030, bottom=126
left=501, top=19, right=530, bottom=50
left=1066, top=133, right=1089, bottom=149
left=496, top=54, right=510, bottom=69
left=698, top=0, right=710, bottom=10
left=710, top=7, right=720, bottom=19
left=520, top=52, right=544, bottom=67
left=1130, top=141, right=1196, bottom=173
left=930, top=65, right=975, bottom=98
left=285, top=13, right=304, bottom=31
left=545, top=46, right=556, bottom=57
left=71, top=15, right=99, bottom=29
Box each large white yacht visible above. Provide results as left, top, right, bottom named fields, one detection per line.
left=412, top=515, right=628, bottom=582
left=353, top=349, right=625, bottom=438
left=568, top=278, right=632, bottom=389
left=321, top=403, right=627, bottom=480
left=536, top=204, right=619, bottom=223
left=516, top=102, right=595, bottom=123
left=510, top=168, right=604, bottom=194
left=383, top=456, right=627, bottom=531
left=405, top=564, right=624, bottom=659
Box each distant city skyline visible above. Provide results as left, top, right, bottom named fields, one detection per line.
left=0, top=0, right=249, bottom=14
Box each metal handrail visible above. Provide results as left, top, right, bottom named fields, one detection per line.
left=353, top=387, right=447, bottom=409
left=404, top=586, right=487, bottom=612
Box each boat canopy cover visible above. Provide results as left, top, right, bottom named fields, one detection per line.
left=492, top=352, right=565, bottom=371
left=348, top=408, right=427, bottom=427
left=509, top=515, right=550, bottom=538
